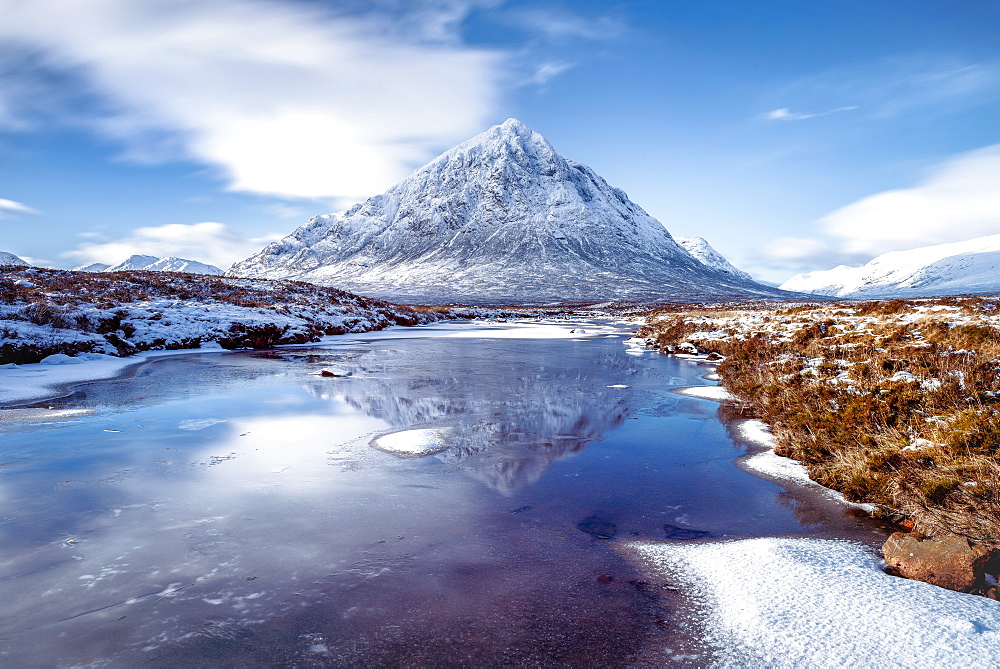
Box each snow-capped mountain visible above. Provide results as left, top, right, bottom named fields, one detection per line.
left=781, top=234, right=1000, bottom=298
left=72, top=262, right=110, bottom=272
left=231, top=119, right=786, bottom=304
left=675, top=236, right=754, bottom=282
left=0, top=252, right=29, bottom=267
left=98, top=255, right=224, bottom=275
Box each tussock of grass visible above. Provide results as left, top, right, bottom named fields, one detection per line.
left=639, top=296, right=1000, bottom=545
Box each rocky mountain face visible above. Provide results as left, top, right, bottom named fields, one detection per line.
left=230, top=119, right=784, bottom=304
left=781, top=234, right=1000, bottom=298
left=0, top=252, right=29, bottom=267
left=75, top=255, right=224, bottom=275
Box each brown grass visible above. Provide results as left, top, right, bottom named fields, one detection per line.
left=639, top=297, right=1000, bottom=544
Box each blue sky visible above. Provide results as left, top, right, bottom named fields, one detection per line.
left=1, top=0, right=999, bottom=283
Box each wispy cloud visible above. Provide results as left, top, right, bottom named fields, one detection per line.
left=0, top=198, right=41, bottom=218
left=763, top=106, right=858, bottom=122
left=63, top=221, right=282, bottom=270
left=529, top=61, right=575, bottom=86
left=764, top=56, right=1000, bottom=123
left=0, top=0, right=506, bottom=201
left=503, top=6, right=626, bottom=41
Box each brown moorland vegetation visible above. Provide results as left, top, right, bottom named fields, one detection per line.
left=639, top=297, right=1000, bottom=549
left=0, top=267, right=479, bottom=365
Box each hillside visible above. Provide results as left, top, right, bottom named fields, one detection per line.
left=0, top=266, right=452, bottom=365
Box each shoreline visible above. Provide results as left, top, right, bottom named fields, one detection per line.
left=619, top=353, right=1000, bottom=664
left=0, top=318, right=635, bottom=410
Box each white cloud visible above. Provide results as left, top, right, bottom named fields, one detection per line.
left=746, top=144, right=1000, bottom=282
left=504, top=6, right=625, bottom=41
left=530, top=61, right=574, bottom=86
left=263, top=203, right=311, bottom=220
left=0, top=0, right=506, bottom=200
left=763, top=106, right=858, bottom=122
left=63, top=222, right=281, bottom=270
left=743, top=236, right=871, bottom=283
left=0, top=198, right=41, bottom=218
left=820, top=144, right=1000, bottom=255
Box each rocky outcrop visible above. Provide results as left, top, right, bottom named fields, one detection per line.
left=882, top=533, right=994, bottom=592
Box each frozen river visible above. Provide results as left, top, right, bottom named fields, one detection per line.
left=0, top=320, right=892, bottom=666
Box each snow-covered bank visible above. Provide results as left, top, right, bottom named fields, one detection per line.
left=0, top=266, right=446, bottom=365
left=627, top=537, right=1000, bottom=666
left=733, top=419, right=877, bottom=512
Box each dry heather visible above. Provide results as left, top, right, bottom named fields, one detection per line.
left=639, top=297, right=1000, bottom=545
left=0, top=267, right=462, bottom=364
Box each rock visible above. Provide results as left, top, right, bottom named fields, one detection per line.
left=881, top=532, right=993, bottom=592
left=663, top=523, right=711, bottom=540
left=577, top=514, right=616, bottom=539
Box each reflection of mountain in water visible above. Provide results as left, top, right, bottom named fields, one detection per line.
left=302, top=339, right=662, bottom=493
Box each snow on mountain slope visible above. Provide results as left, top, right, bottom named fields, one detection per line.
left=142, top=257, right=224, bottom=275
left=674, top=236, right=754, bottom=282
left=104, top=255, right=223, bottom=275
left=231, top=119, right=787, bottom=304
left=780, top=234, right=1000, bottom=298
left=105, top=255, right=161, bottom=271
left=0, top=252, right=29, bottom=267
left=73, top=262, right=110, bottom=272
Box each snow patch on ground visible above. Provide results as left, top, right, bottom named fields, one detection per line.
left=370, top=428, right=452, bottom=457
left=674, top=385, right=736, bottom=402
left=627, top=537, right=1000, bottom=667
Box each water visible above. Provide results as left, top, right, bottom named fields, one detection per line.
left=0, top=321, right=883, bottom=666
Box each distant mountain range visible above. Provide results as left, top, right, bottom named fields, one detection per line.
left=0, top=251, right=29, bottom=267
left=74, top=255, right=223, bottom=275
left=781, top=234, right=1000, bottom=298
left=230, top=119, right=785, bottom=304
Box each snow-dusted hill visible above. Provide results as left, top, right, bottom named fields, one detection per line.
left=72, top=262, right=110, bottom=272
left=1, top=252, right=29, bottom=267
left=781, top=234, right=1000, bottom=298
left=231, top=119, right=785, bottom=304
left=0, top=266, right=450, bottom=364
left=95, top=255, right=224, bottom=275
left=675, top=236, right=753, bottom=282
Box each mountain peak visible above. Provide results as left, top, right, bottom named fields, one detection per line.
left=0, top=251, right=30, bottom=267
left=419, top=117, right=557, bottom=176
left=230, top=122, right=787, bottom=304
